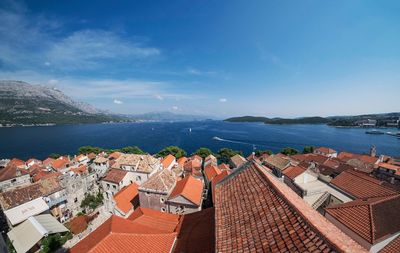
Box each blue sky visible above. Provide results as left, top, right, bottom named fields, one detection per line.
left=0, top=0, right=399, bottom=118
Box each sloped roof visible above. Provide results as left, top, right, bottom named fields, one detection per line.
left=52, top=157, right=70, bottom=170
left=0, top=164, right=29, bottom=182
left=379, top=234, right=400, bottom=253
left=214, top=162, right=366, bottom=252
left=325, top=195, right=400, bottom=244
left=218, top=163, right=230, bottom=171
left=69, top=214, right=177, bottom=253
left=114, top=183, right=139, bottom=214
left=330, top=170, right=399, bottom=199
left=204, top=165, right=221, bottom=182
left=211, top=170, right=230, bottom=202
left=168, top=175, right=203, bottom=206
left=183, top=159, right=201, bottom=172
left=0, top=177, right=62, bottom=209
left=139, top=169, right=176, bottom=193
left=282, top=165, right=306, bottom=180
left=112, top=154, right=161, bottom=173
left=315, top=147, right=337, bottom=154
left=102, top=169, right=127, bottom=184
left=161, top=154, right=175, bottom=169
left=205, top=154, right=217, bottom=162
left=264, top=154, right=290, bottom=171
left=127, top=207, right=180, bottom=233
left=230, top=154, right=246, bottom=168
left=173, top=208, right=215, bottom=253
left=176, top=157, right=188, bottom=167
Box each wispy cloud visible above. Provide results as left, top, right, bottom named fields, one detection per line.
left=219, top=98, right=227, bottom=102
left=113, top=99, right=123, bottom=104
left=186, top=67, right=217, bottom=76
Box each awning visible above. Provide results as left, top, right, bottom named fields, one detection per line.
left=4, top=197, right=49, bottom=226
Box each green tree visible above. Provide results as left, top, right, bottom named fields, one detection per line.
left=255, top=150, right=273, bottom=156
left=280, top=147, right=299, bottom=156
left=78, top=146, right=104, bottom=154
left=6, top=238, right=16, bottom=253
left=48, top=153, right=62, bottom=159
left=157, top=146, right=187, bottom=159
left=119, top=146, right=146, bottom=154
left=217, top=148, right=242, bottom=163
left=40, top=232, right=72, bottom=253
left=80, top=192, right=104, bottom=212
left=303, top=146, right=315, bottom=154
left=193, top=147, right=213, bottom=158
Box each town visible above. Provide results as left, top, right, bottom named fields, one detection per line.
left=0, top=144, right=398, bottom=253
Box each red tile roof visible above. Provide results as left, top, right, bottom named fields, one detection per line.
left=204, top=164, right=221, bottom=182
left=173, top=207, right=215, bottom=253
left=32, top=170, right=61, bottom=182
left=176, top=157, right=188, bottom=167
left=102, top=169, right=127, bottom=184
left=379, top=234, right=400, bottom=253
left=71, top=165, right=88, bottom=174
left=0, top=164, right=29, bottom=182
left=168, top=175, right=203, bottom=206
left=52, top=157, right=69, bottom=170
left=214, top=161, right=367, bottom=253
left=127, top=207, right=180, bottom=233
left=230, top=154, right=247, bottom=168
left=330, top=170, right=399, bottom=199
left=67, top=215, right=89, bottom=235
left=161, top=154, right=175, bottom=169
left=326, top=195, right=400, bottom=244
left=338, top=152, right=379, bottom=164
left=183, top=159, right=201, bottom=172
left=379, top=163, right=400, bottom=172
left=69, top=215, right=177, bottom=253
left=282, top=165, right=306, bottom=180
left=42, top=157, right=55, bottom=166
left=218, top=163, right=230, bottom=171
left=108, top=152, right=122, bottom=160
left=315, top=147, right=337, bottom=155
left=9, top=158, right=25, bottom=167
left=114, top=183, right=139, bottom=214
left=211, top=170, right=230, bottom=202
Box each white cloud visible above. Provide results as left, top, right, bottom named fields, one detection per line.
left=44, top=61, right=51, bottom=66
left=219, top=98, right=227, bottom=102
left=47, top=79, right=58, bottom=85
left=113, top=99, right=123, bottom=104
left=155, top=94, right=164, bottom=100
left=172, top=106, right=179, bottom=111
left=186, top=67, right=217, bottom=76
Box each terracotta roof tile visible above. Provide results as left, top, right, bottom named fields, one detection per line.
left=0, top=164, right=29, bottom=182
left=263, top=154, right=291, bottom=171
left=204, top=164, right=221, bottom=182
left=127, top=207, right=180, bottom=233
left=230, top=154, right=246, bottom=168
left=283, top=165, right=306, bottom=180
left=139, top=169, right=176, bottom=193
left=315, top=147, right=337, bottom=155
left=102, top=169, right=127, bottom=184
left=161, top=154, right=176, bottom=169
left=168, top=175, right=203, bottom=206
left=330, top=170, right=399, bottom=199
left=176, top=157, right=188, bottom=167
left=326, top=195, right=400, bottom=244
left=218, top=163, right=230, bottom=171
left=114, top=183, right=139, bottom=214
left=214, top=162, right=367, bottom=253
left=174, top=208, right=215, bottom=253
left=379, top=234, right=400, bottom=253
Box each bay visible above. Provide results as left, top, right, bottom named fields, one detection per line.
left=0, top=121, right=399, bottom=160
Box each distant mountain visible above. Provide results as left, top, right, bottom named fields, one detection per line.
left=0, top=80, right=122, bottom=126
left=132, top=111, right=213, bottom=122
left=225, top=113, right=400, bottom=127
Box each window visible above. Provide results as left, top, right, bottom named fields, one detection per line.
left=160, top=197, right=165, bottom=203
left=145, top=192, right=150, bottom=196
left=161, top=207, right=166, bottom=212
left=74, top=197, right=78, bottom=203
left=113, top=185, right=117, bottom=189
left=106, top=183, right=110, bottom=189
left=137, top=176, right=142, bottom=182
left=11, top=179, right=17, bottom=183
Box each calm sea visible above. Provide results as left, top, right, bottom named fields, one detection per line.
left=0, top=121, right=399, bottom=160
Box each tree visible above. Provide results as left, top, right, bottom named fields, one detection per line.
left=280, top=147, right=299, bottom=156
left=119, top=146, right=146, bottom=154
left=193, top=147, right=213, bottom=158
left=48, top=153, right=62, bottom=159
left=78, top=146, right=104, bottom=154
left=157, top=146, right=187, bottom=159
left=217, top=148, right=242, bottom=163
left=255, top=150, right=273, bottom=156
left=303, top=146, right=314, bottom=154
left=40, top=232, right=72, bottom=253
left=80, top=192, right=104, bottom=212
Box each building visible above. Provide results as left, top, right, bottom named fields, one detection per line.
left=330, top=170, right=399, bottom=199
left=111, top=183, right=139, bottom=218
left=229, top=154, right=246, bottom=169
left=314, top=147, right=338, bottom=158
left=263, top=154, right=291, bottom=177
left=7, top=214, right=68, bottom=253
left=138, top=169, right=176, bottom=213
left=161, top=154, right=176, bottom=170
left=167, top=175, right=204, bottom=214
left=183, top=159, right=202, bottom=178
left=325, top=195, right=400, bottom=252
left=112, top=154, right=162, bottom=185
left=92, top=156, right=109, bottom=177
left=70, top=208, right=180, bottom=253
left=51, top=156, right=71, bottom=173
left=204, top=164, right=221, bottom=184
left=213, top=161, right=366, bottom=252
left=101, top=169, right=133, bottom=199
left=204, top=154, right=217, bottom=167
left=0, top=163, right=30, bottom=191
left=375, top=162, right=400, bottom=185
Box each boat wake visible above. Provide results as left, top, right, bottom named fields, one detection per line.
left=212, top=136, right=266, bottom=147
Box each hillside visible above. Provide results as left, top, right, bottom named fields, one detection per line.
left=0, top=80, right=122, bottom=126
left=224, top=116, right=328, bottom=124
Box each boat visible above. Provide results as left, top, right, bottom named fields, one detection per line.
left=386, top=131, right=400, bottom=136
left=189, top=128, right=192, bottom=132
left=213, top=136, right=224, bottom=141
left=365, top=130, right=384, bottom=135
